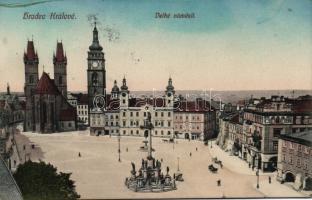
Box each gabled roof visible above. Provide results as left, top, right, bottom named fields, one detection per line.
left=36, top=72, right=60, bottom=95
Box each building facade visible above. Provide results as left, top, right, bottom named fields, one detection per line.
left=277, top=130, right=312, bottom=191
left=23, top=40, right=77, bottom=133
left=217, top=95, right=312, bottom=172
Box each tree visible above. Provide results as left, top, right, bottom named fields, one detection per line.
left=13, top=160, right=80, bottom=200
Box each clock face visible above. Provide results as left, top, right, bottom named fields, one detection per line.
left=92, top=61, right=98, bottom=67
left=122, top=92, right=126, bottom=97
left=167, top=92, right=172, bottom=97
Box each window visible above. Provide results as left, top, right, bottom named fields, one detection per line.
left=68, top=122, right=72, bottom=127
left=59, top=76, right=63, bottom=85
left=186, top=116, right=188, bottom=120
left=136, top=112, right=139, bottom=117
left=116, top=115, right=119, bottom=119
left=289, top=156, right=293, bottom=164
left=298, top=144, right=301, bottom=152
left=136, top=130, right=139, bottom=135
left=123, top=121, right=126, bottom=127
left=297, top=159, right=301, bottom=167
left=155, top=112, right=158, bottom=117
left=161, top=130, right=164, bottom=135
left=29, top=75, right=34, bottom=84
left=155, top=130, right=158, bottom=135
left=273, top=141, right=278, bottom=151
left=123, top=130, right=126, bottom=135
left=116, top=122, right=119, bottom=126
left=91, top=72, right=98, bottom=86
left=282, top=154, right=286, bottom=161
left=161, top=112, right=164, bottom=117
left=144, top=112, right=146, bottom=117
left=123, top=100, right=125, bottom=104
left=130, top=112, right=133, bottom=117
left=130, top=121, right=133, bottom=126
left=123, top=112, right=126, bottom=117
left=273, top=128, right=282, bottom=137
left=167, top=131, right=171, bottom=135
left=110, top=115, right=113, bottom=119
left=168, top=112, right=171, bottom=117
left=130, top=130, right=133, bottom=135
left=168, top=121, right=171, bottom=127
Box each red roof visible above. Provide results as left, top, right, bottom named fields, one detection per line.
left=54, top=42, right=66, bottom=63
left=24, top=40, right=38, bottom=61
left=36, top=72, right=60, bottom=95
left=292, top=100, right=312, bottom=113
left=60, top=108, right=76, bottom=121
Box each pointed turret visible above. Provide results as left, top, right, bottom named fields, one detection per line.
left=89, top=22, right=103, bottom=51
left=166, top=77, right=175, bottom=95
left=53, top=41, right=67, bottom=63
left=120, top=76, right=129, bottom=92
left=24, top=40, right=38, bottom=63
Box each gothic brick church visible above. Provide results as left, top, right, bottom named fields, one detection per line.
left=23, top=40, right=76, bottom=133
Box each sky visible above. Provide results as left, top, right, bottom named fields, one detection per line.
left=0, top=0, right=311, bottom=92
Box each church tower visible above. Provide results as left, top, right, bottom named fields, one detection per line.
left=165, top=77, right=175, bottom=108
left=111, top=80, right=120, bottom=100
left=24, top=40, right=39, bottom=131
left=87, top=23, right=106, bottom=115
left=120, top=77, right=129, bottom=108
left=53, top=41, right=67, bottom=97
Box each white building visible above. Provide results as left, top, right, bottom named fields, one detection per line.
left=90, top=77, right=175, bottom=137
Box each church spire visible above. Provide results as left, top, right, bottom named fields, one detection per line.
left=166, top=76, right=175, bottom=95
left=89, top=22, right=103, bottom=51
left=120, top=76, right=129, bottom=91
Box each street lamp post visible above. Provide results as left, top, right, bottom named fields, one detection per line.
left=118, top=131, right=121, bottom=162
left=256, top=153, right=260, bottom=189
left=177, top=157, right=180, bottom=172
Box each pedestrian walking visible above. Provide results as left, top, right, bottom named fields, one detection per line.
left=190, top=152, right=192, bottom=157
left=217, top=179, right=221, bottom=186
left=161, top=158, right=163, bottom=162
left=196, top=147, right=198, bottom=151
left=126, top=147, right=128, bottom=152
left=78, top=152, right=81, bottom=157
left=269, top=176, right=271, bottom=184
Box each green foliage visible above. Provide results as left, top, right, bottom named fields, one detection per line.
left=13, top=160, right=80, bottom=200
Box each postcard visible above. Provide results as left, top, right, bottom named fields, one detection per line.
left=0, top=0, right=311, bottom=199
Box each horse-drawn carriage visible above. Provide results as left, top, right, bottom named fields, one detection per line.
left=208, top=164, right=218, bottom=173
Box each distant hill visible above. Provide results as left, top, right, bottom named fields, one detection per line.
left=2, top=90, right=311, bottom=104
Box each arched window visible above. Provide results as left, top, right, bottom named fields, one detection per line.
left=59, top=76, right=63, bottom=85
left=92, top=72, right=98, bottom=86
left=29, top=75, right=34, bottom=84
